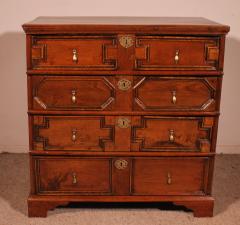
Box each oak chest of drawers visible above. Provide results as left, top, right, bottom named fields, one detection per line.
left=22, top=17, right=229, bottom=217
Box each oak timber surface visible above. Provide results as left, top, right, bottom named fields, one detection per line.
left=22, top=17, right=230, bottom=34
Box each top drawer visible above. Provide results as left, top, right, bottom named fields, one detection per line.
left=30, top=36, right=117, bottom=71
left=135, top=36, right=220, bottom=71
left=29, top=35, right=220, bottom=72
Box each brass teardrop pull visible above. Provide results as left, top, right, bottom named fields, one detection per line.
left=72, top=129, right=77, bottom=142
left=71, top=90, right=77, bottom=103
left=167, top=172, right=172, bottom=185
left=72, top=172, right=77, bottom=184
left=72, top=49, right=78, bottom=63
left=174, top=50, right=179, bottom=64
left=172, top=91, right=177, bottom=104
left=169, top=129, right=175, bottom=142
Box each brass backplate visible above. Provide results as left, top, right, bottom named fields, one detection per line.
left=119, top=35, right=134, bottom=48
left=117, top=117, right=130, bottom=128
left=117, top=79, right=131, bottom=91
left=114, top=159, right=128, bottom=170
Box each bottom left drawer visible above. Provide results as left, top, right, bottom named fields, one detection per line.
left=33, top=157, right=112, bottom=195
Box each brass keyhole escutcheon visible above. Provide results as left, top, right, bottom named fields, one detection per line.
left=119, top=35, right=134, bottom=48
left=114, top=159, right=128, bottom=170
left=117, top=117, right=130, bottom=128
left=117, top=79, right=131, bottom=91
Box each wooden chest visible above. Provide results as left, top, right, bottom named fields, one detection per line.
left=22, top=17, right=229, bottom=217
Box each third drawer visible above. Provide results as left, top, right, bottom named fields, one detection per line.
left=31, top=115, right=216, bottom=152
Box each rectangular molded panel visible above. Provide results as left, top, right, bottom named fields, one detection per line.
left=35, top=157, right=112, bottom=194
left=131, top=157, right=209, bottom=195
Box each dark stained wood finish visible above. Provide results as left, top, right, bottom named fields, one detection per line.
left=23, top=17, right=229, bottom=217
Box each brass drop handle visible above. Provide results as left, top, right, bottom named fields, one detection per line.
left=72, top=49, right=78, bottom=62
left=169, top=129, right=175, bottom=142
left=167, top=172, right=172, bottom=185
left=172, top=91, right=177, bottom=104
left=71, top=90, right=76, bottom=103
left=174, top=50, right=179, bottom=64
left=72, top=172, right=77, bottom=184
left=72, top=129, right=77, bottom=142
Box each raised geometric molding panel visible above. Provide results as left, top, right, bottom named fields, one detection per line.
left=33, top=116, right=114, bottom=151
left=32, top=76, right=115, bottom=110
left=135, top=36, right=219, bottom=71
left=131, top=116, right=214, bottom=152
left=31, top=36, right=117, bottom=70
left=35, top=157, right=112, bottom=194
left=133, top=77, right=217, bottom=111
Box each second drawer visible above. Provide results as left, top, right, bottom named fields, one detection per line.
left=29, top=75, right=220, bottom=112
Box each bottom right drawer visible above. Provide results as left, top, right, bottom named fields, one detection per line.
left=131, top=157, right=210, bottom=195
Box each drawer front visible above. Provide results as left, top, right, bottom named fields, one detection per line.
left=135, top=36, right=219, bottom=71
left=133, top=77, right=219, bottom=111
left=32, top=116, right=214, bottom=152
left=30, top=75, right=134, bottom=111
left=35, top=157, right=112, bottom=194
left=33, top=156, right=210, bottom=196
left=32, top=116, right=115, bottom=151
left=30, top=36, right=117, bottom=70
left=132, top=157, right=210, bottom=195
left=131, top=116, right=214, bottom=152
left=32, top=115, right=132, bottom=151
left=31, top=76, right=115, bottom=111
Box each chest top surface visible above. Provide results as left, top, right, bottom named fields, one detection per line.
left=22, top=16, right=230, bottom=34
